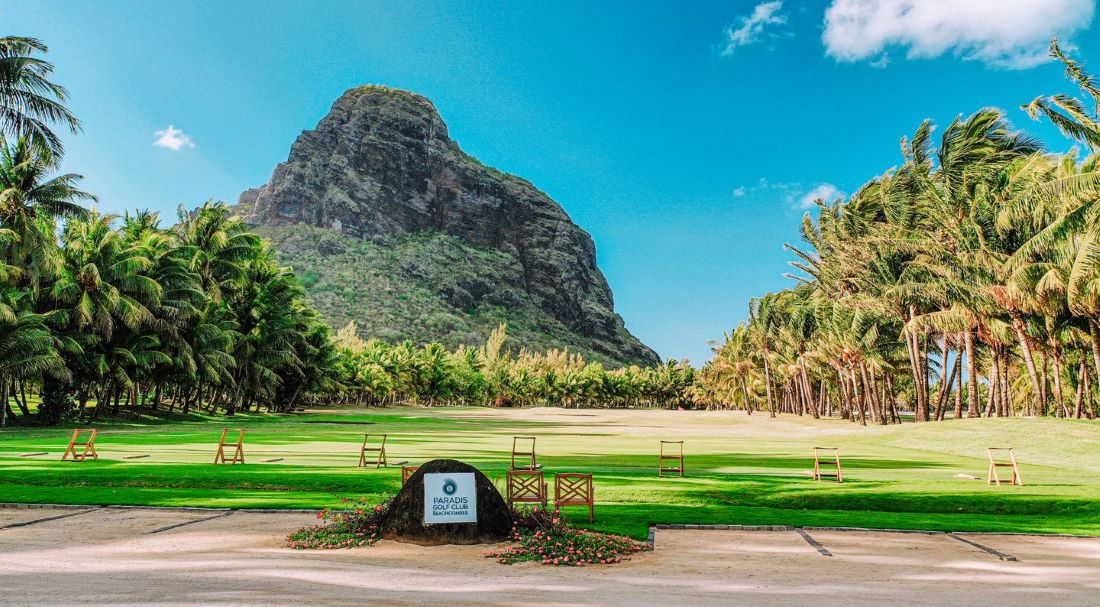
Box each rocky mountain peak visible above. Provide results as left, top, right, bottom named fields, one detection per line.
left=239, top=85, right=658, bottom=366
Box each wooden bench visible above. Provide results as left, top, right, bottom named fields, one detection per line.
left=659, top=440, right=684, bottom=477
left=813, top=447, right=842, bottom=482
left=507, top=469, right=546, bottom=507
left=511, top=436, right=541, bottom=470
left=401, top=465, right=419, bottom=485
left=987, top=448, right=1023, bottom=486
left=554, top=472, right=594, bottom=523
left=359, top=433, right=388, bottom=468
left=62, top=429, right=99, bottom=462
left=214, top=428, right=245, bottom=465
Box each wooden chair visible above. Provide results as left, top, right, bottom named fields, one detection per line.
left=507, top=469, right=546, bottom=507
left=813, top=447, right=842, bottom=482
left=214, top=428, right=245, bottom=465
left=554, top=473, right=594, bottom=523
left=659, top=440, right=684, bottom=477
left=401, top=465, right=419, bottom=485
left=359, top=433, right=388, bottom=468
left=61, top=429, right=99, bottom=462
left=987, top=448, right=1023, bottom=486
left=511, top=436, right=541, bottom=470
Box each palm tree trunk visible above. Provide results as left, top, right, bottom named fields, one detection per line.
left=740, top=378, right=752, bottom=415
left=1040, top=353, right=1050, bottom=416
left=963, top=330, right=979, bottom=418
left=935, top=349, right=960, bottom=421
left=849, top=367, right=866, bottom=426
left=762, top=355, right=776, bottom=418
left=1089, top=321, right=1100, bottom=387
left=934, top=342, right=954, bottom=419
left=860, top=363, right=883, bottom=425
left=904, top=306, right=928, bottom=421
left=1012, top=314, right=1043, bottom=416
left=1074, top=359, right=1086, bottom=419
left=799, top=358, right=817, bottom=419
left=984, top=358, right=998, bottom=417
left=0, top=379, right=8, bottom=427
left=836, top=368, right=850, bottom=420
left=905, top=325, right=928, bottom=421
left=1051, top=345, right=1068, bottom=417
left=886, top=374, right=901, bottom=423
left=953, top=359, right=963, bottom=421
left=13, top=381, right=30, bottom=416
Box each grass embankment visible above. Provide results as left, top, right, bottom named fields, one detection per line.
left=2, top=407, right=1099, bottom=539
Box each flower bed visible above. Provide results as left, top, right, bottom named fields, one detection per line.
left=486, top=506, right=649, bottom=566
left=287, top=500, right=649, bottom=567
left=287, top=496, right=390, bottom=550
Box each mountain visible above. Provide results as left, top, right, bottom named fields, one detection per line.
left=235, top=85, right=658, bottom=367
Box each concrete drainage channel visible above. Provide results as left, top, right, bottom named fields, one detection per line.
left=647, top=524, right=1021, bottom=562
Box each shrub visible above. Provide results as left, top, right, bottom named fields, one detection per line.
left=38, top=383, right=74, bottom=426
left=286, top=496, right=391, bottom=549
left=486, top=506, right=649, bottom=566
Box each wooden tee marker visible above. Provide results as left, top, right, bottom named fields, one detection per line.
left=62, top=429, right=99, bottom=461
left=987, top=448, right=1023, bottom=486
left=659, top=441, right=684, bottom=477
left=359, top=434, right=388, bottom=468
left=813, top=447, right=842, bottom=482
left=511, top=436, right=541, bottom=470
left=214, top=428, right=245, bottom=465
left=554, top=473, right=595, bottom=523
left=507, top=469, right=546, bottom=507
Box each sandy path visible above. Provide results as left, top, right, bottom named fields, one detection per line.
left=1, top=508, right=1098, bottom=606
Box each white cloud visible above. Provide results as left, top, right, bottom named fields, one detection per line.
left=721, top=1, right=788, bottom=56
left=153, top=125, right=195, bottom=151
left=822, top=0, right=1095, bottom=69
left=798, top=183, right=844, bottom=209
left=732, top=186, right=747, bottom=198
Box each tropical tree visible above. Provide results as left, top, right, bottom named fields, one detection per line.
left=0, top=36, right=81, bottom=158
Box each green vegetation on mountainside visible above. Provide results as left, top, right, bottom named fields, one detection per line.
left=258, top=223, right=639, bottom=367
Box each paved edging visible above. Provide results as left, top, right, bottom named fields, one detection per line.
left=0, top=507, right=105, bottom=530
left=949, top=533, right=1018, bottom=561
left=646, top=523, right=1098, bottom=551
left=648, top=523, right=1096, bottom=538
left=0, top=502, right=321, bottom=514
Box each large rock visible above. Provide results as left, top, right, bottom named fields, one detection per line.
left=236, top=85, right=658, bottom=367
left=381, top=459, right=511, bottom=545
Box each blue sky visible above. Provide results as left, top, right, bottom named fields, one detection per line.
left=4, top=0, right=1098, bottom=364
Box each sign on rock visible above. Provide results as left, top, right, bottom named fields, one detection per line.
left=423, top=472, right=477, bottom=524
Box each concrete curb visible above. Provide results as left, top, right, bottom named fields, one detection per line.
left=646, top=523, right=1100, bottom=549
left=0, top=502, right=322, bottom=514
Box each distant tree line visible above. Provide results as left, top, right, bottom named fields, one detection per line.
left=328, top=322, right=695, bottom=408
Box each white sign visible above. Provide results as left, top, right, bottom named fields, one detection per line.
left=423, top=472, right=477, bottom=524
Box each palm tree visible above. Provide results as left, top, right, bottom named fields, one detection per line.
left=0, top=136, right=93, bottom=290
left=0, top=287, right=68, bottom=426
left=176, top=201, right=259, bottom=302
left=0, top=36, right=81, bottom=159
left=1025, top=39, right=1100, bottom=151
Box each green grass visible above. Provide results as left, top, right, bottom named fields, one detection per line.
left=2, top=407, right=1099, bottom=539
